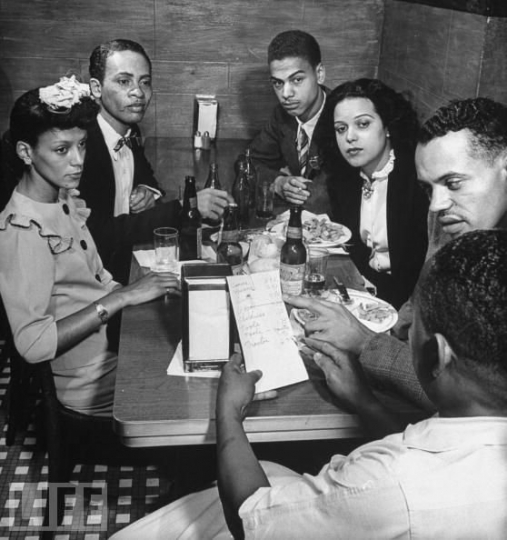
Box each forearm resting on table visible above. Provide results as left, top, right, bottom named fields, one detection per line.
left=55, top=289, right=127, bottom=356
left=217, top=410, right=269, bottom=539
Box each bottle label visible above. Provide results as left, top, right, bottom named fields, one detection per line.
left=189, top=197, right=198, bottom=209
left=286, top=226, right=303, bottom=240
left=221, top=230, right=239, bottom=243
left=279, top=263, right=305, bottom=295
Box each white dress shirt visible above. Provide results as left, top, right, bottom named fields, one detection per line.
left=359, top=149, right=395, bottom=273
left=97, top=114, right=161, bottom=217
left=295, top=91, right=326, bottom=158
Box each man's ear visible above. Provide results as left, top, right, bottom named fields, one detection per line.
left=16, top=141, right=33, bottom=165
left=89, top=78, right=102, bottom=100
left=432, top=333, right=456, bottom=379
left=316, top=63, right=325, bottom=85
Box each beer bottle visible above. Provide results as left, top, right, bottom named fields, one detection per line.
left=244, top=148, right=257, bottom=208
left=280, top=206, right=307, bottom=295
left=232, top=160, right=250, bottom=229
left=179, top=175, right=202, bottom=260
left=217, top=203, right=243, bottom=273
left=204, top=162, right=221, bottom=189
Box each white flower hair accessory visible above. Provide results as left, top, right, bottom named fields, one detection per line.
left=39, top=75, right=91, bottom=113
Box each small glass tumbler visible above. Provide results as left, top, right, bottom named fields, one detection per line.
left=304, top=248, right=329, bottom=296
left=153, top=227, right=179, bottom=272
left=255, top=180, right=274, bottom=219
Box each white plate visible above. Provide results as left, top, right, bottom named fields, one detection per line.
left=268, top=215, right=351, bottom=248
left=293, top=289, right=398, bottom=333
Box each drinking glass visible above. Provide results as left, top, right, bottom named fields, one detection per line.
left=153, top=227, right=179, bottom=272
left=304, top=248, right=329, bottom=296
left=255, top=180, right=274, bottom=219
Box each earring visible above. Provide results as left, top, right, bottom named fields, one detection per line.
left=23, top=158, right=32, bottom=166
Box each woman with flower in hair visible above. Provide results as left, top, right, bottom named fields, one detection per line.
left=324, top=79, right=429, bottom=308
left=0, top=78, right=179, bottom=416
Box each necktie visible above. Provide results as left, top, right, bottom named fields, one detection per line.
left=113, top=135, right=138, bottom=153
left=297, top=128, right=309, bottom=177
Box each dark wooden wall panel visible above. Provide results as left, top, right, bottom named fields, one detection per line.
left=480, top=18, right=507, bottom=103
left=0, top=0, right=383, bottom=138
left=378, top=0, right=487, bottom=121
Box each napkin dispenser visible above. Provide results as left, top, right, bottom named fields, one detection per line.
left=181, top=263, right=235, bottom=372
left=194, top=94, right=218, bottom=141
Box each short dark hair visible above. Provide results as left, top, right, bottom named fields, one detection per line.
left=327, top=78, right=419, bottom=153
left=89, top=39, right=152, bottom=83
left=267, top=30, right=321, bottom=68
left=8, top=87, right=98, bottom=177
left=416, top=229, right=507, bottom=404
left=418, top=97, right=507, bottom=164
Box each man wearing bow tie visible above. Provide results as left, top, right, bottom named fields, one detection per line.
left=80, top=39, right=231, bottom=284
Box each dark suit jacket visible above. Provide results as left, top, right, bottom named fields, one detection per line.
left=327, top=149, right=429, bottom=309
left=249, top=87, right=336, bottom=215
left=80, top=118, right=181, bottom=284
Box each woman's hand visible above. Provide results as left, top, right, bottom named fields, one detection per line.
left=274, top=175, right=312, bottom=205
left=121, top=271, right=180, bottom=306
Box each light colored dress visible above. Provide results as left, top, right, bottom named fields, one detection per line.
left=0, top=189, right=118, bottom=416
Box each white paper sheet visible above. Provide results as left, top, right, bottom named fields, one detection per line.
left=226, top=271, right=309, bottom=393
left=167, top=342, right=221, bottom=378
left=133, top=246, right=217, bottom=272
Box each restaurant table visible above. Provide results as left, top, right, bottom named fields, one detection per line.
left=113, top=249, right=422, bottom=448
left=113, top=137, right=421, bottom=448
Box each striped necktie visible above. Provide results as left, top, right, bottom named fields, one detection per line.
left=297, top=127, right=309, bottom=177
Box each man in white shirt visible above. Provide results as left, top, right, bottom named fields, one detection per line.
left=110, top=229, right=507, bottom=539
left=80, top=39, right=232, bottom=283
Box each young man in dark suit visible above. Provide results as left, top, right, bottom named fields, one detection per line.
left=81, top=39, right=231, bottom=284
left=249, top=30, right=337, bottom=214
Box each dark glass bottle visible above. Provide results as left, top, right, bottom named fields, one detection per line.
left=232, top=160, right=250, bottom=229
left=244, top=148, right=257, bottom=208
left=179, top=175, right=202, bottom=260
left=279, top=206, right=307, bottom=295
left=217, top=203, right=243, bottom=273
left=204, top=162, right=221, bottom=189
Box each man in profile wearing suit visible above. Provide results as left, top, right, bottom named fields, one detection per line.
left=80, top=39, right=231, bottom=284
left=249, top=30, right=337, bottom=214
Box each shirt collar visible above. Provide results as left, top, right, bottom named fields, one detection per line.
left=401, top=416, right=507, bottom=452
left=360, top=149, right=396, bottom=185
left=97, top=113, right=132, bottom=152
left=296, top=90, right=326, bottom=134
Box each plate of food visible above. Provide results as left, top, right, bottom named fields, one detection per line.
left=268, top=212, right=351, bottom=248
left=293, top=289, right=398, bottom=333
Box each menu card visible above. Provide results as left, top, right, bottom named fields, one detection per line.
left=226, top=271, right=308, bottom=393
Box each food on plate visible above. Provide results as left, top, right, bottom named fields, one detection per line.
left=303, top=218, right=346, bottom=244
left=357, top=301, right=393, bottom=324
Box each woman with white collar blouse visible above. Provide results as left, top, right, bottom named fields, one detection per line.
left=324, top=78, right=429, bottom=309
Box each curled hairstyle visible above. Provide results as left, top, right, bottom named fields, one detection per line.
left=89, top=39, right=152, bottom=83
left=418, top=97, right=507, bottom=164
left=7, top=88, right=99, bottom=177
left=267, top=30, right=321, bottom=68
left=416, top=229, right=507, bottom=402
left=327, top=78, right=420, bottom=154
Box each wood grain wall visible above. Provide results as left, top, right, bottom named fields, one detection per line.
left=0, top=0, right=382, bottom=139
left=378, top=0, right=507, bottom=122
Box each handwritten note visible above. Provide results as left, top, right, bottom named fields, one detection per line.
left=226, top=271, right=309, bottom=393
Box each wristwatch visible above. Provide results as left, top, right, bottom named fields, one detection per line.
left=94, top=302, right=109, bottom=325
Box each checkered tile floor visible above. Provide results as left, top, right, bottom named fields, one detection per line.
left=0, top=352, right=174, bottom=539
